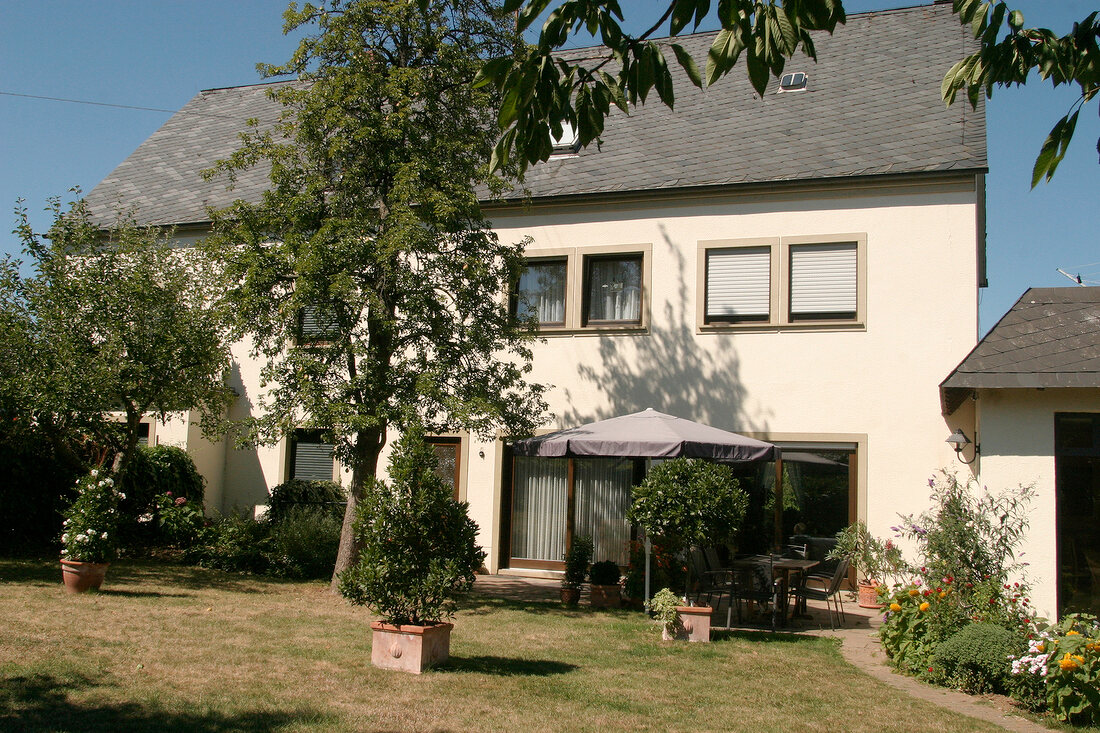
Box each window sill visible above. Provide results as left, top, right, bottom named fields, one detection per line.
left=697, top=320, right=865, bottom=334
left=534, top=324, right=649, bottom=337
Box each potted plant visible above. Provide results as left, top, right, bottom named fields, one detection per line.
left=646, top=587, right=712, bottom=642
left=588, top=560, right=622, bottom=608
left=338, top=430, right=485, bottom=674
left=60, top=468, right=124, bottom=593
left=628, top=457, right=748, bottom=606
left=827, top=521, right=900, bottom=608
left=560, top=535, right=592, bottom=606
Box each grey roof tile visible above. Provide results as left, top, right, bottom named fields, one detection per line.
left=84, top=2, right=985, bottom=227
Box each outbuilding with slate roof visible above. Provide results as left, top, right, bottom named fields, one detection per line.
left=942, top=287, right=1100, bottom=616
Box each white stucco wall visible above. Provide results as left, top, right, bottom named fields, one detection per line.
left=976, top=388, right=1100, bottom=618
left=199, top=175, right=982, bottom=574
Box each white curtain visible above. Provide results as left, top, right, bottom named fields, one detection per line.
left=511, top=457, right=568, bottom=562
left=574, top=458, right=634, bottom=566
left=586, top=259, right=641, bottom=322
left=516, top=262, right=566, bottom=324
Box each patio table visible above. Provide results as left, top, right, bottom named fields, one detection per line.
left=729, top=555, right=819, bottom=627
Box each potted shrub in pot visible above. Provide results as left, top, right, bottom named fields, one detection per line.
left=588, top=560, right=622, bottom=608
left=560, top=536, right=592, bottom=606
left=827, top=521, right=901, bottom=608
left=647, top=587, right=712, bottom=642
left=60, top=468, right=124, bottom=593
left=338, top=430, right=485, bottom=674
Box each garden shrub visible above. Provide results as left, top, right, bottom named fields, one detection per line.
left=1009, top=613, right=1100, bottom=724
left=624, top=539, right=686, bottom=605
left=339, top=429, right=485, bottom=625
left=154, top=490, right=205, bottom=548
left=266, top=478, right=346, bottom=523
left=264, top=506, right=341, bottom=579
left=930, top=622, right=1024, bottom=694
left=145, top=445, right=205, bottom=505
left=589, top=560, right=621, bottom=586
left=187, top=512, right=272, bottom=574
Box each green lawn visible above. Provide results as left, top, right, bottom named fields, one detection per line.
left=0, top=558, right=1007, bottom=732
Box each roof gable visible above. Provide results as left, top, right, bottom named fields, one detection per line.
left=84, top=2, right=986, bottom=228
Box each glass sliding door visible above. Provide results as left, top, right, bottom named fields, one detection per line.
left=1056, top=413, right=1100, bottom=615
left=510, top=457, right=568, bottom=566
left=573, top=458, right=634, bottom=566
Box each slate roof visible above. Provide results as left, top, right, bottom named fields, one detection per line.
left=84, top=2, right=985, bottom=228
left=940, top=288, right=1100, bottom=414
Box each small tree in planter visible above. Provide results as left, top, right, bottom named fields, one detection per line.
left=588, top=560, right=622, bottom=608
left=560, top=535, right=592, bottom=606
left=628, top=458, right=749, bottom=597
left=338, top=429, right=485, bottom=673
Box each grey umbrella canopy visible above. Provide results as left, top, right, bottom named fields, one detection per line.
left=512, top=408, right=779, bottom=462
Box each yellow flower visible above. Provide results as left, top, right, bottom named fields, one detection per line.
left=1059, top=653, right=1083, bottom=672
left=939, top=591, right=947, bottom=598
left=1036, top=643, right=1046, bottom=653
left=1085, top=642, right=1100, bottom=652
left=890, top=603, right=902, bottom=612
left=908, top=589, right=920, bottom=597
left=1067, top=630, right=1081, bottom=636
left=919, top=602, right=930, bottom=612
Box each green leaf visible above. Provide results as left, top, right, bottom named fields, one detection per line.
left=745, top=50, right=769, bottom=97
left=1032, top=110, right=1079, bottom=187
left=597, top=71, right=630, bottom=112
left=473, top=57, right=513, bottom=89
left=669, top=0, right=696, bottom=37
left=670, top=43, right=703, bottom=88
left=653, top=47, right=674, bottom=106
left=705, top=28, right=735, bottom=87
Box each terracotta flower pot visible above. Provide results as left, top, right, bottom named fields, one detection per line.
left=60, top=559, right=109, bottom=594
left=663, top=605, right=712, bottom=642
left=589, top=584, right=621, bottom=608
left=560, top=587, right=581, bottom=606
left=370, top=621, right=453, bottom=674
left=857, top=581, right=884, bottom=609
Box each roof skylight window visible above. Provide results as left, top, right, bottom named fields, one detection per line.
left=777, top=72, right=808, bottom=93
left=550, top=121, right=581, bottom=156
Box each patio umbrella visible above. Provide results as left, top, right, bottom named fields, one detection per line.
left=511, top=408, right=779, bottom=462
left=512, top=409, right=782, bottom=606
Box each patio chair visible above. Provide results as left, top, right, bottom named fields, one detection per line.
left=790, top=558, right=850, bottom=631
left=688, top=547, right=733, bottom=610
left=729, top=557, right=779, bottom=631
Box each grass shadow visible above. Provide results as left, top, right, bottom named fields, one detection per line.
left=440, top=655, right=578, bottom=677
left=711, top=628, right=825, bottom=645
left=0, top=671, right=333, bottom=732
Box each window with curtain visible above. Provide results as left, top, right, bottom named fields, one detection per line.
left=573, top=458, right=634, bottom=566
left=510, top=457, right=568, bottom=562
left=788, top=243, right=857, bottom=321
left=704, top=247, right=771, bottom=323
left=427, top=438, right=461, bottom=499
left=584, top=254, right=642, bottom=324
left=514, top=258, right=567, bottom=326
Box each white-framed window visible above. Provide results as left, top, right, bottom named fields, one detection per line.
left=698, top=234, right=865, bottom=329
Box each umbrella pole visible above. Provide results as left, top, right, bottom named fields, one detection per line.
left=644, top=533, right=652, bottom=610
left=774, top=457, right=784, bottom=552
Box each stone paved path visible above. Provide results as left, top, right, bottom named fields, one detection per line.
left=473, top=574, right=1052, bottom=732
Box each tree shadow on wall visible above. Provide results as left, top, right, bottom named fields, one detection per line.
left=560, top=224, right=769, bottom=435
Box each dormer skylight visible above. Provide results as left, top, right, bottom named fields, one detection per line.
left=777, top=72, right=808, bottom=93
left=550, top=121, right=581, bottom=157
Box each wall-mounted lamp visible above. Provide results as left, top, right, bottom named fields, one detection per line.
left=945, top=428, right=979, bottom=464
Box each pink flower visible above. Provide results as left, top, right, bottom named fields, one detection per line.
left=166, top=491, right=173, bottom=497
left=175, top=497, right=186, bottom=506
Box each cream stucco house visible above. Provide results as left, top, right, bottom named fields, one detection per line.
left=83, top=4, right=1017, bottom=606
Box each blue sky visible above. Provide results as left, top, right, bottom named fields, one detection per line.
left=1, top=1, right=1097, bottom=332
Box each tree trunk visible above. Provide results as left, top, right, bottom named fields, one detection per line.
left=330, top=425, right=385, bottom=592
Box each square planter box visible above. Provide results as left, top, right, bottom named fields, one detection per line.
left=589, top=584, right=621, bottom=608
left=370, top=621, right=453, bottom=674
left=662, top=605, right=712, bottom=642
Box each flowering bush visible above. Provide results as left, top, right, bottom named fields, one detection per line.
left=1009, top=613, right=1100, bottom=723
left=60, top=469, right=124, bottom=563
left=155, top=491, right=204, bottom=547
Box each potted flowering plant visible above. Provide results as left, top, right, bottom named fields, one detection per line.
left=60, top=468, right=125, bottom=593
left=646, top=587, right=711, bottom=642
left=338, top=429, right=485, bottom=674
left=827, top=521, right=901, bottom=608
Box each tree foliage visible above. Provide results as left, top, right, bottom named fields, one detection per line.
left=203, top=0, right=548, bottom=585
left=476, top=0, right=1098, bottom=183
left=7, top=195, right=234, bottom=474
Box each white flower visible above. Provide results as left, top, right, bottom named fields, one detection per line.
left=117, top=491, right=125, bottom=499
left=105, top=478, right=114, bottom=486
left=101, top=532, right=108, bottom=540
left=97, top=480, right=106, bottom=487
left=138, top=512, right=154, bottom=523
left=61, top=533, right=69, bottom=543
left=75, top=533, right=87, bottom=542
left=90, top=469, right=99, bottom=477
